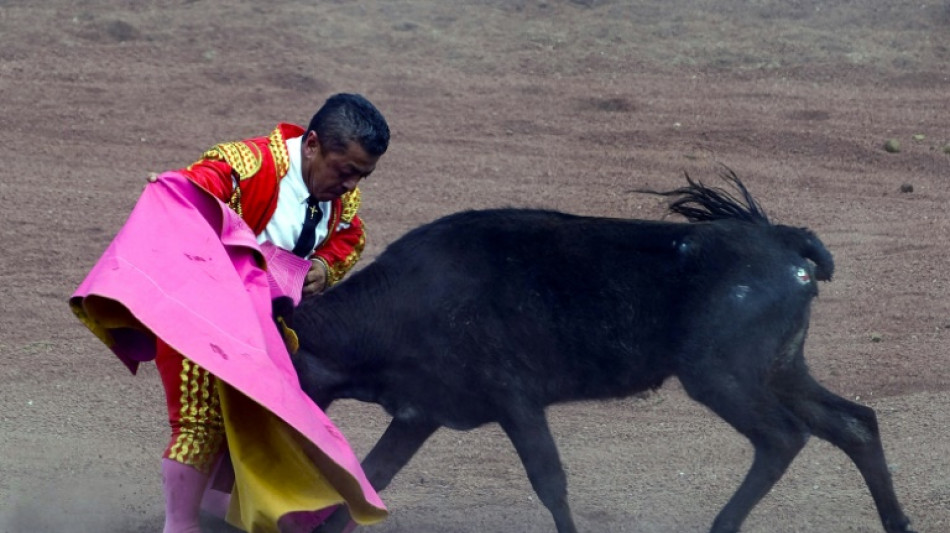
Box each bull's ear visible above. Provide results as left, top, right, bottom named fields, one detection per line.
left=272, top=296, right=295, bottom=327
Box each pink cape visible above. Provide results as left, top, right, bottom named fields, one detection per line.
left=69, top=172, right=386, bottom=522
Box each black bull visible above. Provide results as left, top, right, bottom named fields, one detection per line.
left=288, top=173, right=914, bottom=533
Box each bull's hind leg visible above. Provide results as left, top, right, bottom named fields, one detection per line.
left=499, top=407, right=577, bottom=533
left=314, top=418, right=439, bottom=533
left=775, top=371, right=915, bottom=533
left=679, top=369, right=810, bottom=533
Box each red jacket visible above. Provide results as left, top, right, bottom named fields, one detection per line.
left=179, top=123, right=364, bottom=286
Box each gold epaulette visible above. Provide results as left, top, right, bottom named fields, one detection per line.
left=267, top=126, right=291, bottom=178
left=200, top=141, right=262, bottom=181
left=340, top=187, right=361, bottom=223
left=196, top=125, right=291, bottom=181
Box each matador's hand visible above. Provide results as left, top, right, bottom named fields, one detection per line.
left=303, top=259, right=329, bottom=297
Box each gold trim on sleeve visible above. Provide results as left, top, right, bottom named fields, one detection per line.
left=325, top=232, right=365, bottom=287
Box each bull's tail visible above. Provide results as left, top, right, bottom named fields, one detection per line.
left=638, top=168, right=771, bottom=225
left=638, top=168, right=834, bottom=281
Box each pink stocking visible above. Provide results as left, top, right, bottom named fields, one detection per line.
left=200, top=453, right=232, bottom=521
left=161, top=458, right=209, bottom=533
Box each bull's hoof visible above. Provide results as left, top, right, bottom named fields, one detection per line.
left=885, top=516, right=915, bottom=533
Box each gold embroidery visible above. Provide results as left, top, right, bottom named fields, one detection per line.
left=200, top=141, right=262, bottom=180
left=325, top=232, right=365, bottom=287
left=340, top=188, right=361, bottom=224
left=227, top=181, right=243, bottom=217
left=168, top=358, right=224, bottom=473
left=267, top=126, right=291, bottom=177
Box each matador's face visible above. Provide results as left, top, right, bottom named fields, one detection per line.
left=300, top=131, right=378, bottom=202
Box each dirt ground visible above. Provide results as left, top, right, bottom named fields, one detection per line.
left=2, top=1, right=949, bottom=532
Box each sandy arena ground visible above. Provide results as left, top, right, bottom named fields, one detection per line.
left=1, top=1, right=949, bottom=532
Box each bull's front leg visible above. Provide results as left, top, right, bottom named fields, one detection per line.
left=314, top=417, right=439, bottom=533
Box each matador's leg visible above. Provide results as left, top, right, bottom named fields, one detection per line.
left=155, top=340, right=227, bottom=533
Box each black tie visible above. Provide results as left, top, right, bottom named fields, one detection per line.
left=292, top=197, right=323, bottom=258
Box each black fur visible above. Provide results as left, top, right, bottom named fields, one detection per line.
left=291, top=174, right=911, bottom=533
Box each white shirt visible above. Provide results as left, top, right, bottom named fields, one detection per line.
left=255, top=136, right=335, bottom=255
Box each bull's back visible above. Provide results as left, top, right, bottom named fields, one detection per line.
left=317, top=210, right=822, bottom=424
left=333, top=212, right=696, bottom=402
